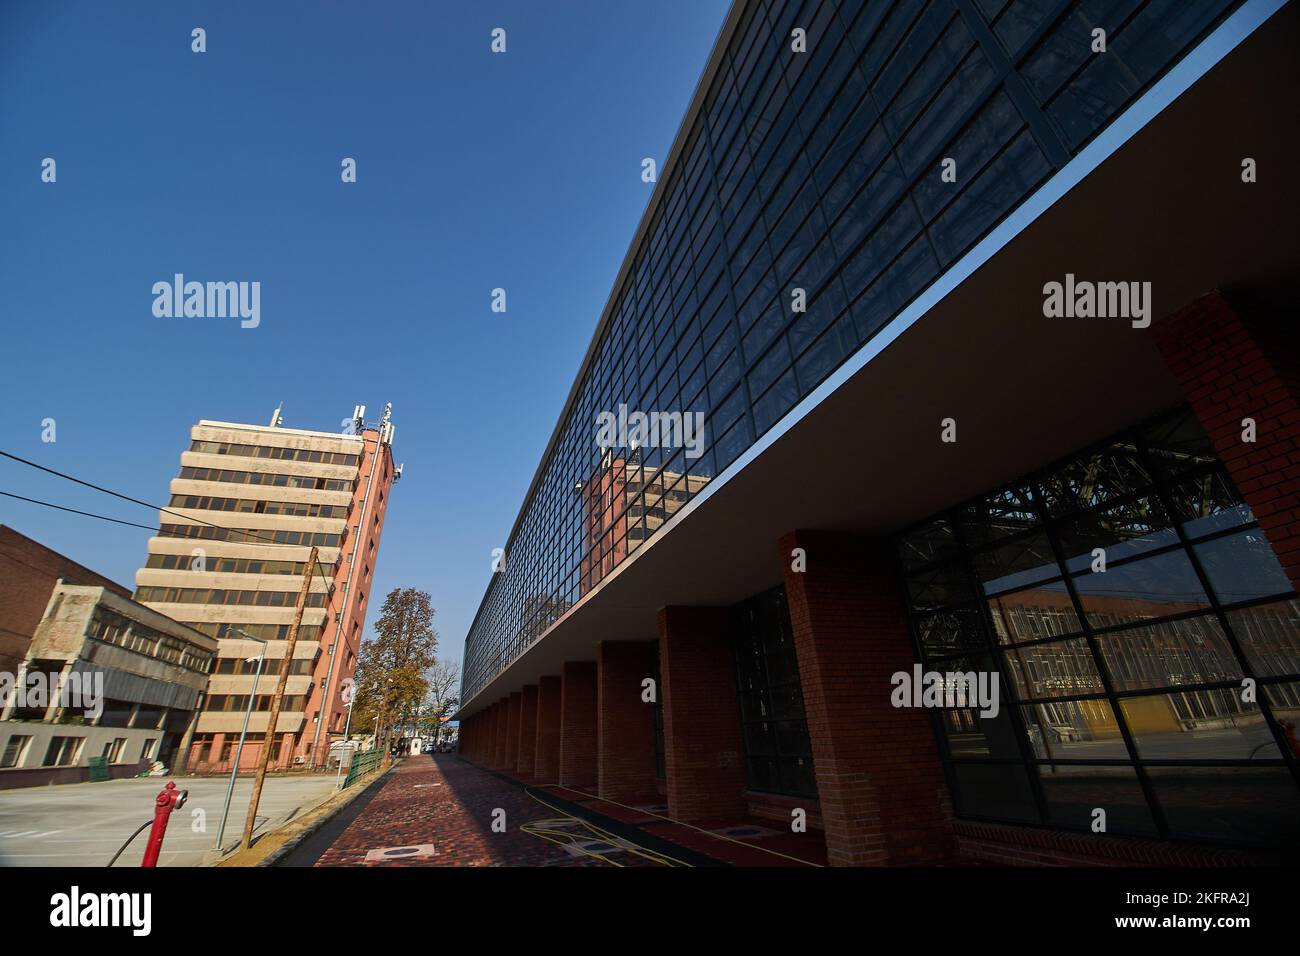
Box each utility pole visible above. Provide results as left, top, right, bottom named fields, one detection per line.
left=241, top=546, right=319, bottom=850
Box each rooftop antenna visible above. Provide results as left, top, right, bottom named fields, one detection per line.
left=269, top=403, right=284, bottom=428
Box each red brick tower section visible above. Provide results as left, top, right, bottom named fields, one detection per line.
left=534, top=675, right=562, bottom=781
left=657, top=606, right=747, bottom=823
left=493, top=698, right=509, bottom=769
left=779, top=530, right=954, bottom=866
left=517, top=684, right=538, bottom=775
left=1152, top=291, right=1300, bottom=591
left=596, top=641, right=659, bottom=803
left=558, top=662, right=597, bottom=789
left=505, top=692, right=522, bottom=770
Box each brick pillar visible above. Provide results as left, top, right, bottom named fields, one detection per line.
left=518, top=685, right=538, bottom=775
left=658, top=606, right=747, bottom=823
left=780, top=529, right=953, bottom=866
left=558, top=661, right=597, bottom=789
left=1152, top=291, right=1300, bottom=590
left=504, top=693, right=522, bottom=772
left=494, top=699, right=509, bottom=769
left=535, top=675, right=562, bottom=781
left=597, top=641, right=659, bottom=803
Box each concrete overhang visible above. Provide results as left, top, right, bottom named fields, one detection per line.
left=459, top=1, right=1299, bottom=717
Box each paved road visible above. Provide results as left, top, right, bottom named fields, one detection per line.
left=0, top=774, right=341, bottom=867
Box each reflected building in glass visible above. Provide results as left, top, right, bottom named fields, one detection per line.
left=458, top=0, right=1299, bottom=865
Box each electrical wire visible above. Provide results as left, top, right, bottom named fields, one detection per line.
left=0, top=491, right=162, bottom=532
left=0, top=448, right=340, bottom=598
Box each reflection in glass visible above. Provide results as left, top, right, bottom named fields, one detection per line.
left=1002, top=638, right=1104, bottom=700
left=1072, top=550, right=1209, bottom=629
left=1194, top=529, right=1294, bottom=605
left=987, top=582, right=1080, bottom=644
left=1120, top=692, right=1276, bottom=760
left=1229, top=602, right=1300, bottom=678
left=1095, top=616, right=1241, bottom=692
left=1020, top=701, right=1129, bottom=762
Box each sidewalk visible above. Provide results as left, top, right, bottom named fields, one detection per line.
left=282, top=753, right=826, bottom=867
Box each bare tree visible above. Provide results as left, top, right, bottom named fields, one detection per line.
left=422, top=659, right=460, bottom=743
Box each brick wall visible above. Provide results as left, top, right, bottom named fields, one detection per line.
left=558, top=661, right=597, bottom=789
left=504, top=692, right=521, bottom=770
left=1152, top=290, right=1300, bottom=590
left=596, top=641, right=659, bottom=803
left=0, top=526, right=131, bottom=675
left=535, top=675, right=562, bottom=781
left=493, top=699, right=508, bottom=769
left=657, top=605, right=748, bottom=822
left=517, top=684, right=538, bottom=775
left=780, top=530, right=954, bottom=866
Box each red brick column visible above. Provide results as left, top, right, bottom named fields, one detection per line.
left=658, top=606, right=747, bottom=823
left=518, top=684, right=538, bottom=775
left=1152, top=291, right=1300, bottom=590
left=504, top=692, right=522, bottom=772
left=559, top=661, right=597, bottom=789
left=535, top=675, right=562, bottom=781
left=780, top=530, right=953, bottom=866
left=597, top=641, right=659, bottom=803
left=493, top=699, right=509, bottom=769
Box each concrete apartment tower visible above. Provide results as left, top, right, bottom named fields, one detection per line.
left=134, top=404, right=400, bottom=771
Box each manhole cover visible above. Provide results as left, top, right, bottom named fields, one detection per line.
left=364, top=844, right=438, bottom=862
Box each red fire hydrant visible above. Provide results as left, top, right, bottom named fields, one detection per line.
left=141, top=782, right=188, bottom=867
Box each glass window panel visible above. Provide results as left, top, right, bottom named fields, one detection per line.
left=958, top=484, right=1039, bottom=547
left=1145, top=766, right=1300, bottom=847
left=951, top=762, right=1040, bottom=823
left=1072, top=549, right=1210, bottom=629
left=915, top=605, right=987, bottom=658
left=971, top=530, right=1058, bottom=595
left=936, top=704, right=1025, bottom=761
left=1121, top=692, right=1277, bottom=760
left=1193, top=529, right=1293, bottom=606
left=1039, top=443, right=1154, bottom=516
left=1226, top=599, right=1300, bottom=679
left=1095, top=615, right=1242, bottom=692
left=1168, top=470, right=1254, bottom=538
left=1141, top=407, right=1217, bottom=475
left=1057, top=496, right=1179, bottom=572
left=988, top=581, right=1081, bottom=644
left=1037, top=765, right=1159, bottom=837
left=899, top=517, right=960, bottom=570
left=906, top=561, right=976, bottom=612
left=1021, top=699, right=1129, bottom=760
left=1003, top=638, right=1104, bottom=700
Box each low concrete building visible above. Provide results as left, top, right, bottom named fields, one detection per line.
left=0, top=583, right=217, bottom=787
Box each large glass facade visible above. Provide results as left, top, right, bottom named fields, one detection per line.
left=463, top=0, right=1243, bottom=702
left=896, top=406, right=1300, bottom=848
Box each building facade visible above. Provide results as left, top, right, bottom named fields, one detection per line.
left=457, top=0, right=1300, bottom=865
left=0, top=582, right=217, bottom=787
left=134, top=406, right=399, bottom=772
left=0, top=525, right=134, bottom=676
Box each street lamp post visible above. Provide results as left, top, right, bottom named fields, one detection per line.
left=214, top=627, right=267, bottom=852
left=333, top=688, right=356, bottom=789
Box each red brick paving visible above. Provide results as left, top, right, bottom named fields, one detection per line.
left=310, top=754, right=829, bottom=867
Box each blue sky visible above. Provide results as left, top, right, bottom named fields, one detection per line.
left=0, top=0, right=730, bottom=674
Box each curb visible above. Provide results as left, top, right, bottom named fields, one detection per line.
left=210, top=761, right=399, bottom=867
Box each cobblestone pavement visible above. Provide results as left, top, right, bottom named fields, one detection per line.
left=308, top=754, right=668, bottom=866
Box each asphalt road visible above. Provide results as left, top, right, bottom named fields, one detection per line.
left=0, top=774, right=341, bottom=867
